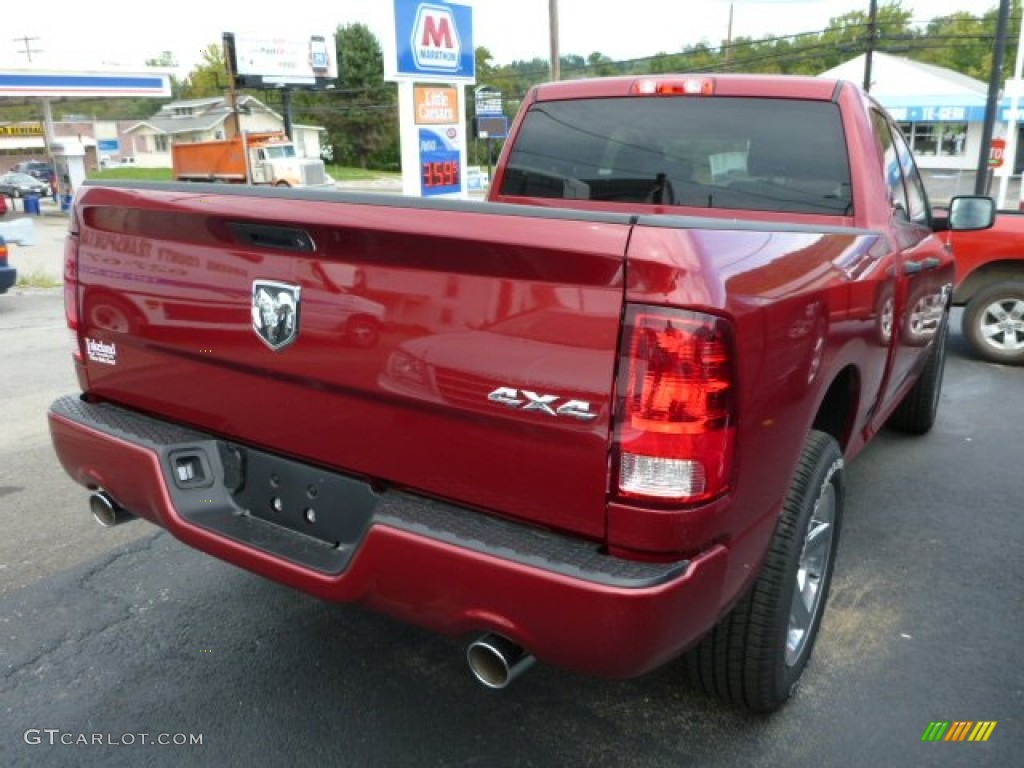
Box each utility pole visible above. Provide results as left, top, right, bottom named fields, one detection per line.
left=725, top=3, right=734, bottom=66
left=996, top=0, right=1024, bottom=207
left=222, top=34, right=243, bottom=140
left=977, top=0, right=1011, bottom=195
left=549, top=0, right=560, bottom=81
left=863, top=0, right=878, bottom=91
left=12, top=35, right=42, bottom=62
left=12, top=35, right=53, bottom=171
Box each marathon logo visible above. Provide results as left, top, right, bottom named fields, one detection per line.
left=85, top=338, right=117, bottom=366
left=412, top=4, right=461, bottom=71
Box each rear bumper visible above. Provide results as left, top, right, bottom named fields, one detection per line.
left=48, top=395, right=729, bottom=678
left=0, top=265, right=15, bottom=294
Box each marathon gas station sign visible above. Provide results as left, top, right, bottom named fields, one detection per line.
left=386, top=0, right=475, bottom=198
left=393, top=0, right=475, bottom=81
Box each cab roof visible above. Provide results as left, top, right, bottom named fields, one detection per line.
left=530, top=74, right=845, bottom=103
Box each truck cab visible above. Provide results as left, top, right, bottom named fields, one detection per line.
left=248, top=137, right=325, bottom=187
left=172, top=131, right=331, bottom=188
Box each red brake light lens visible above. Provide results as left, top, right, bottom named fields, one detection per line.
left=614, top=306, right=736, bottom=503
left=64, top=232, right=82, bottom=363
left=631, top=78, right=714, bottom=96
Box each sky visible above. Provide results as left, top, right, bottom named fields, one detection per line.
left=0, top=0, right=994, bottom=78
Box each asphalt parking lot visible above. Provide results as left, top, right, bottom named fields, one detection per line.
left=0, top=207, right=1020, bottom=767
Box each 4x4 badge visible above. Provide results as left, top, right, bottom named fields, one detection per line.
left=252, top=281, right=301, bottom=350
left=487, top=387, right=596, bottom=421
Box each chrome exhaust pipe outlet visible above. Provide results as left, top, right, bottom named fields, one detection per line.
left=466, top=633, right=535, bottom=689
left=89, top=491, right=134, bottom=527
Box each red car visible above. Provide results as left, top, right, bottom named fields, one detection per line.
left=950, top=208, right=1024, bottom=365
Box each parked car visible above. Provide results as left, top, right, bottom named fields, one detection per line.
left=0, top=172, right=50, bottom=198
left=950, top=205, right=1024, bottom=365
left=0, top=235, right=15, bottom=294
left=12, top=160, right=55, bottom=183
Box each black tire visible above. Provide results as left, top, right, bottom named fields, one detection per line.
left=685, top=430, right=844, bottom=713
left=887, top=312, right=948, bottom=434
left=961, top=280, right=1024, bottom=366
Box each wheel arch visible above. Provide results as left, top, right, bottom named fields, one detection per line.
left=954, top=260, right=1024, bottom=304
left=811, top=365, right=860, bottom=453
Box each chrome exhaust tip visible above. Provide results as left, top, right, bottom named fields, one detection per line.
left=89, top=491, right=134, bottom=527
left=466, top=633, right=535, bottom=689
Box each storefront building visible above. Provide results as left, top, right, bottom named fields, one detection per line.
left=821, top=52, right=1003, bottom=171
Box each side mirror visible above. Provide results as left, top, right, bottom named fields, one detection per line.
left=947, top=195, right=996, bottom=232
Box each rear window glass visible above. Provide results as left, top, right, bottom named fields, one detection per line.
left=500, top=96, right=853, bottom=216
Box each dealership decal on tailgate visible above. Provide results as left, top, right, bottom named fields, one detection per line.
left=85, top=338, right=117, bottom=365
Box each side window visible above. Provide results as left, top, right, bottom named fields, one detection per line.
left=890, top=125, right=930, bottom=226
left=871, top=110, right=908, bottom=220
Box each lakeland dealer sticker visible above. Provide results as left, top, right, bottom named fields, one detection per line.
left=85, top=338, right=117, bottom=365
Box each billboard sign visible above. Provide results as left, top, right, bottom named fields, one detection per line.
left=390, top=0, right=475, bottom=83
left=228, top=32, right=338, bottom=88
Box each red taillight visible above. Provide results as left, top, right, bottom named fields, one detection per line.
left=613, top=306, right=736, bottom=503
left=630, top=78, right=715, bottom=96
left=0, top=239, right=8, bottom=264
left=64, top=233, right=82, bottom=363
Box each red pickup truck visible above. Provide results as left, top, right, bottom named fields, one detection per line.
left=950, top=211, right=1024, bottom=365
left=48, top=74, right=993, bottom=712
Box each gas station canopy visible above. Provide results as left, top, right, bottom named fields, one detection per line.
left=0, top=69, right=171, bottom=98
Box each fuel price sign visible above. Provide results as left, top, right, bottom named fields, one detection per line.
left=419, top=128, right=461, bottom=196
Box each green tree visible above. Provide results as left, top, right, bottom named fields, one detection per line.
left=145, top=50, right=185, bottom=100
left=315, top=23, right=398, bottom=169
left=585, top=51, right=618, bottom=77
left=911, top=2, right=1020, bottom=82
left=180, top=44, right=229, bottom=99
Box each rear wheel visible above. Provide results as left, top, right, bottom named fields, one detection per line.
left=686, top=430, right=843, bottom=713
left=962, top=281, right=1024, bottom=366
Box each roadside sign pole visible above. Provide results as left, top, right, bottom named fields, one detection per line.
left=386, top=0, right=476, bottom=199
left=398, top=82, right=419, bottom=197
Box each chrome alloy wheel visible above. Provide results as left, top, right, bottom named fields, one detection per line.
left=785, top=482, right=837, bottom=667
left=978, top=297, right=1024, bottom=354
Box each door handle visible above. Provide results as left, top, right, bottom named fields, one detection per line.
left=904, top=257, right=941, bottom=275
left=226, top=222, right=315, bottom=252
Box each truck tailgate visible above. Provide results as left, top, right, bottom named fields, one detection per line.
left=72, top=184, right=631, bottom=540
